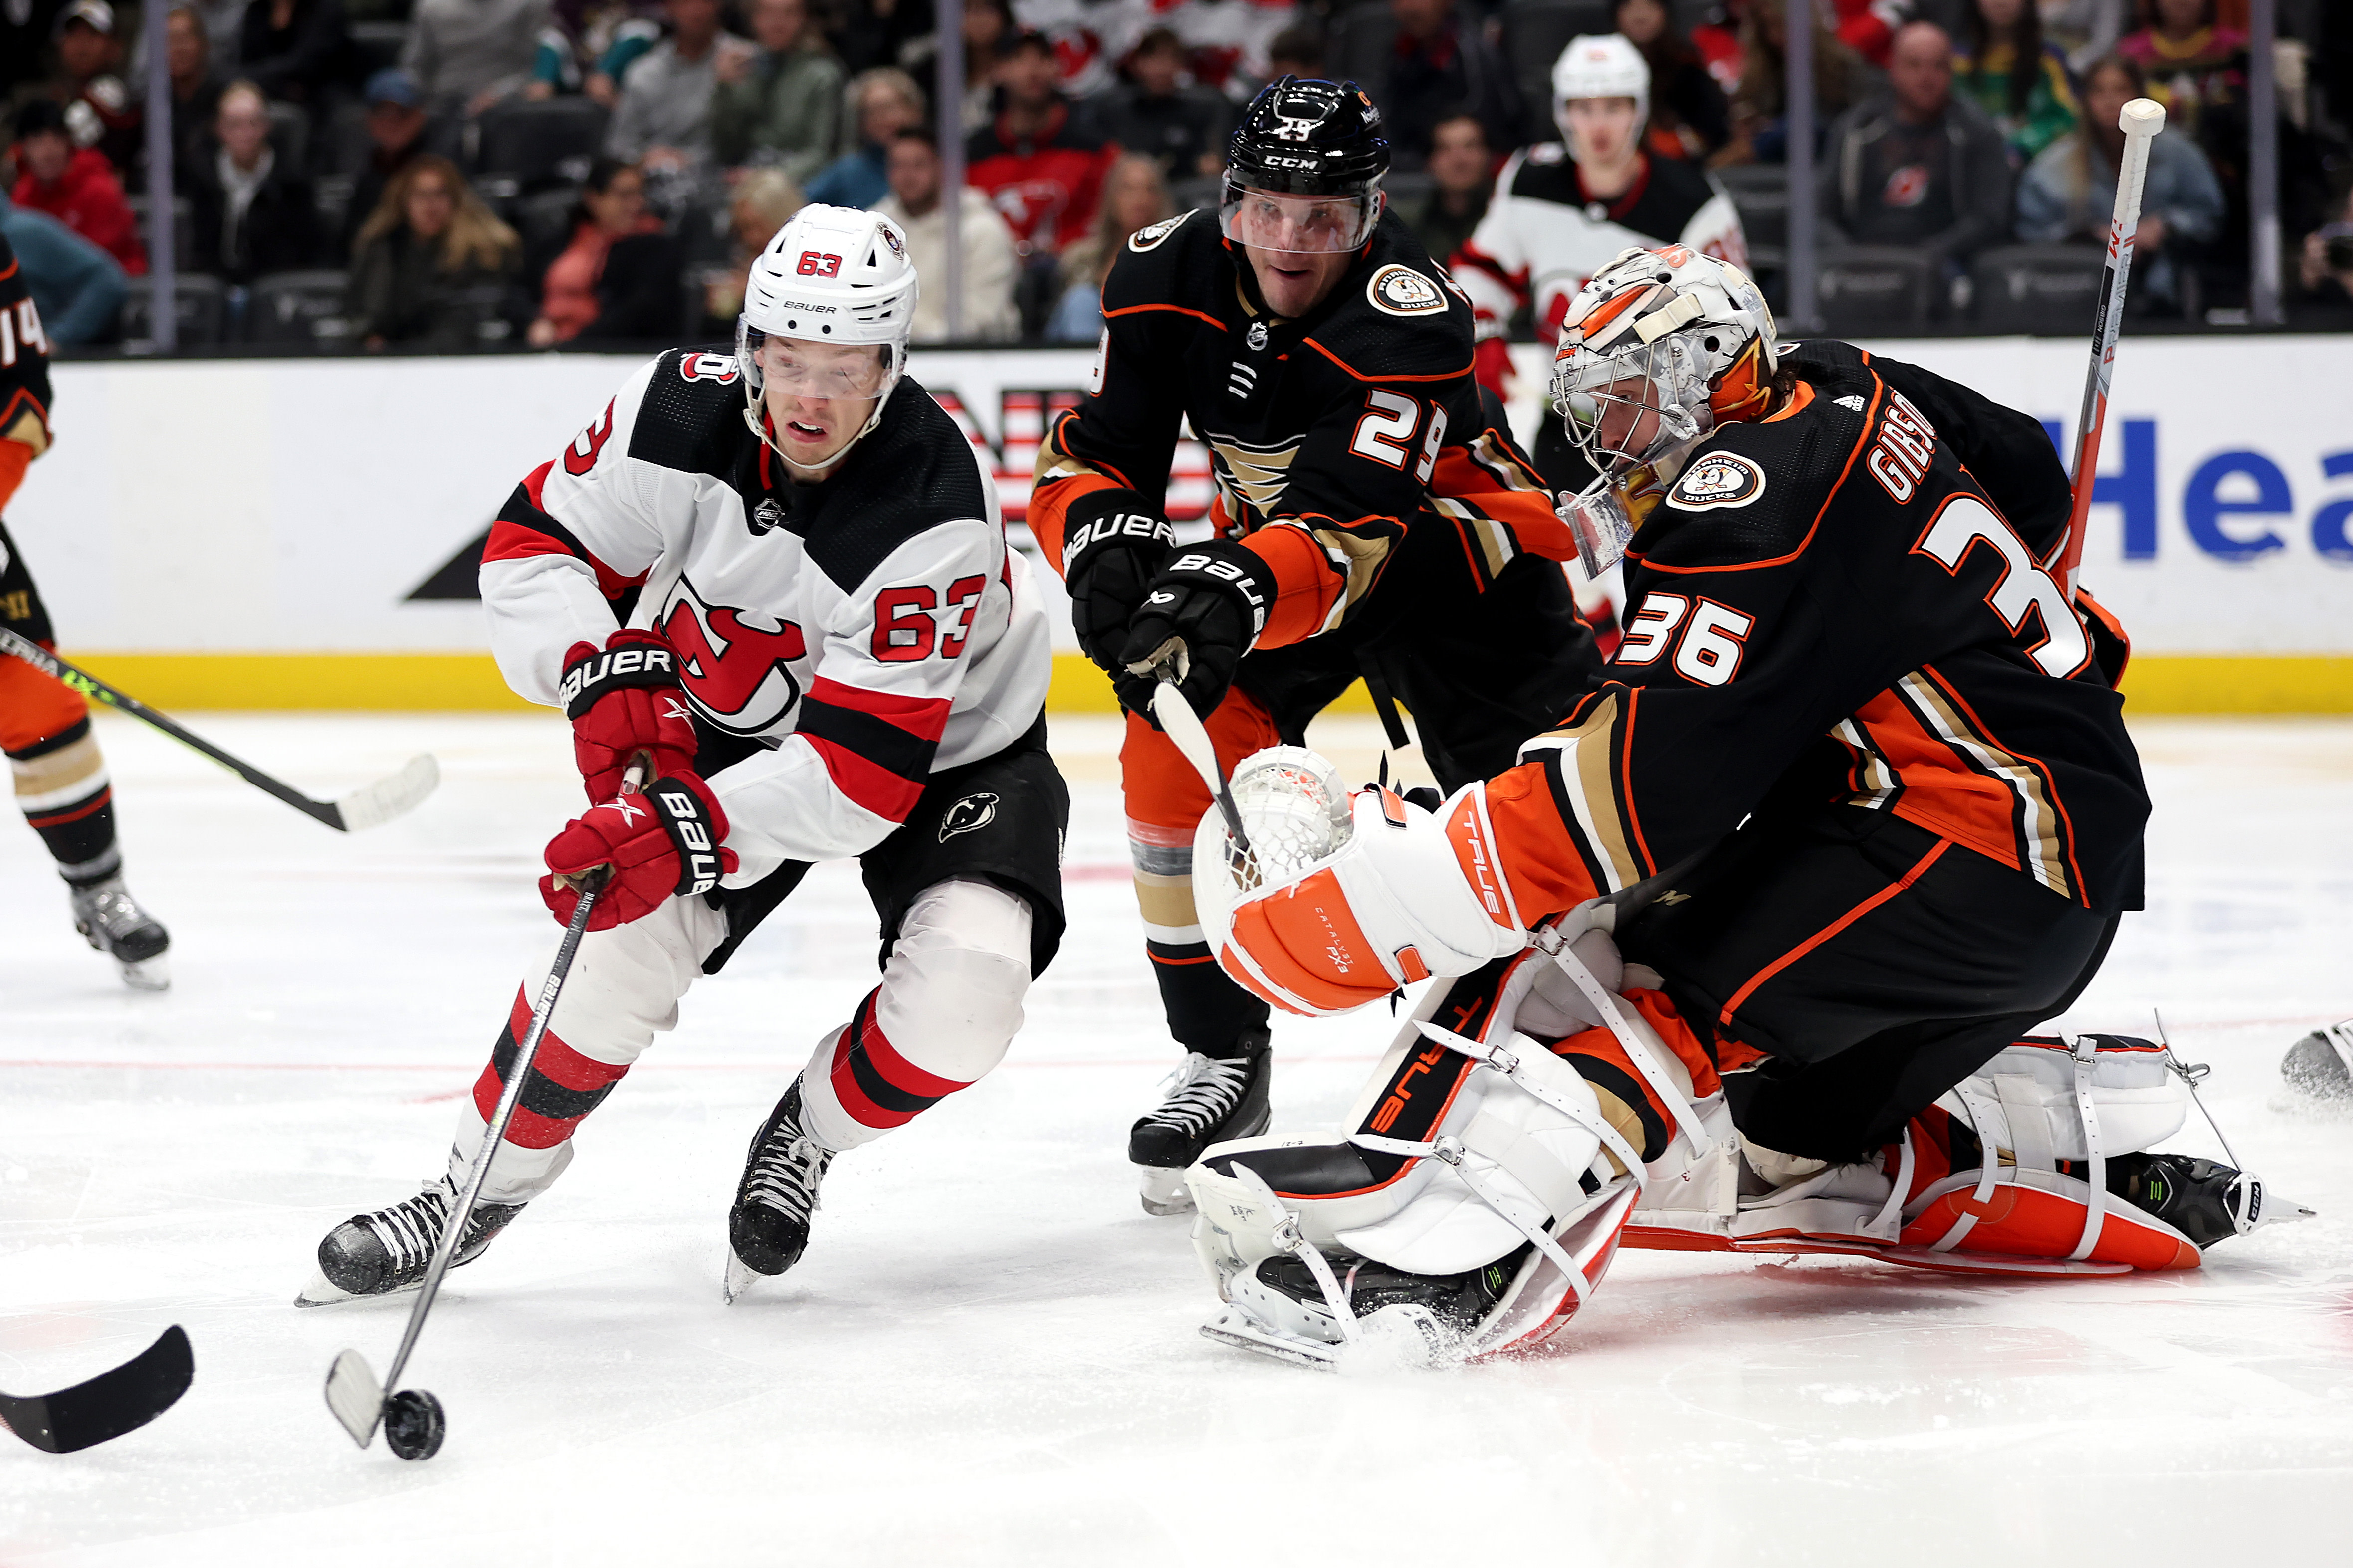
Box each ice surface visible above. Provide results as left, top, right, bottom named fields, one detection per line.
left=2, top=713, right=2349, bottom=1566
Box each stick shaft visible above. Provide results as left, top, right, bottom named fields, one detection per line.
left=2057, top=99, right=2166, bottom=600
left=0, top=626, right=344, bottom=828
left=1151, top=673, right=1249, bottom=853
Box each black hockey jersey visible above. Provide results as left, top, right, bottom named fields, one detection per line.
left=483, top=351, right=1052, bottom=884
left=1030, top=206, right=1570, bottom=648
left=1478, top=342, right=2148, bottom=917
left=0, top=233, right=54, bottom=509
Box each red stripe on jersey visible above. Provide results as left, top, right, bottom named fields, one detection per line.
left=522, top=458, right=554, bottom=512
left=804, top=732, right=925, bottom=822
left=806, top=676, right=951, bottom=744
left=851, top=1010, right=969, bottom=1100
left=484, top=519, right=645, bottom=602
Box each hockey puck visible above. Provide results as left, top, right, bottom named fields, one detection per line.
left=382, top=1389, right=445, bottom=1461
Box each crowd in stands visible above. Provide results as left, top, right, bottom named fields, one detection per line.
left=1, top=0, right=2349, bottom=347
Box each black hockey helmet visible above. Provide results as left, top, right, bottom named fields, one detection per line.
left=1220, top=77, right=1390, bottom=254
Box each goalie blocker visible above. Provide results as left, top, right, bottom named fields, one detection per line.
left=1177, top=748, right=2308, bottom=1369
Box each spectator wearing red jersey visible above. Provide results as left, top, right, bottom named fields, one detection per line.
left=963, top=30, right=1120, bottom=258
left=8, top=98, right=145, bottom=276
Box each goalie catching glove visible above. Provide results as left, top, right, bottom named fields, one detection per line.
left=1191, top=746, right=1531, bottom=1015
left=560, top=628, right=700, bottom=803
left=541, top=772, right=737, bottom=930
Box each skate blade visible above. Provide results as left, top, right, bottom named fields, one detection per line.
left=2246, top=1183, right=2319, bottom=1233
left=119, top=956, right=170, bottom=992
left=1199, top=1306, right=1340, bottom=1371
left=294, top=1265, right=425, bottom=1310
left=722, top=1252, right=761, bottom=1305
left=1137, top=1164, right=1194, bottom=1217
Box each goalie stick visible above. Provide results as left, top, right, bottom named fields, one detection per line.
left=322, top=763, right=643, bottom=1462
left=2054, top=96, right=2167, bottom=602
left=0, top=1324, right=193, bottom=1453
left=0, top=627, right=438, bottom=832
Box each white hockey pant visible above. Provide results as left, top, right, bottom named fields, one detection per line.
left=449, top=877, right=1032, bottom=1205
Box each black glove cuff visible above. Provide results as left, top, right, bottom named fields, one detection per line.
left=1061, top=489, right=1176, bottom=581
left=647, top=775, right=727, bottom=897
left=561, top=639, right=681, bottom=721
left=1153, top=540, right=1275, bottom=642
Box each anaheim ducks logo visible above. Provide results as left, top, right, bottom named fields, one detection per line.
left=1202, top=431, right=1303, bottom=522
left=1128, top=212, right=1189, bottom=252
left=1668, top=451, right=1767, bottom=511
left=1368, top=264, right=1448, bottom=318
left=938, top=791, right=1000, bottom=842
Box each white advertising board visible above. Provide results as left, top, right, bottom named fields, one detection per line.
left=10, top=337, right=2351, bottom=661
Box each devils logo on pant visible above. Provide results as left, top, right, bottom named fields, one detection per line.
left=938, top=792, right=999, bottom=842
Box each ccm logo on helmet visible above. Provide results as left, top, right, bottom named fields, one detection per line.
left=679, top=353, right=740, bottom=384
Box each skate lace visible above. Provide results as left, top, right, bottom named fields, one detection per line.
left=743, top=1120, right=833, bottom=1225
left=1140, top=1054, right=1253, bottom=1137
left=74, top=885, right=151, bottom=941
left=365, top=1186, right=451, bottom=1273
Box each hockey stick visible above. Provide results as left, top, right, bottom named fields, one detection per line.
left=2054, top=96, right=2167, bottom=602
left=0, top=627, right=439, bottom=832
left=1149, top=663, right=1251, bottom=858
left=322, top=763, right=643, bottom=1462
left=0, top=1324, right=193, bottom=1453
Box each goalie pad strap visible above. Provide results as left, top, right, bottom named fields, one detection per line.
left=1410, top=1020, right=1648, bottom=1186
left=1539, top=932, right=1714, bottom=1157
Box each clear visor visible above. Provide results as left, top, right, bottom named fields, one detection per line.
left=1550, top=336, right=1711, bottom=472
left=1218, top=180, right=1381, bottom=256
left=1559, top=478, right=1638, bottom=580
left=739, top=324, right=891, bottom=400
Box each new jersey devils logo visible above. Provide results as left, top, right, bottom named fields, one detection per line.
left=938, top=792, right=999, bottom=842
left=657, top=577, right=806, bottom=735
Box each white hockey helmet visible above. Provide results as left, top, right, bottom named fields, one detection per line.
left=1550, top=244, right=1777, bottom=473
left=737, top=203, right=919, bottom=465
left=1550, top=33, right=1650, bottom=148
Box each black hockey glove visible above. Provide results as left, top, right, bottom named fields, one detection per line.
left=1060, top=490, right=1176, bottom=670
left=1113, top=540, right=1274, bottom=720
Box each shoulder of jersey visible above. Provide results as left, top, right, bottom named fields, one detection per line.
left=1647, top=154, right=1726, bottom=215
left=625, top=347, right=755, bottom=475
left=801, top=377, right=994, bottom=591
left=1101, top=207, right=1221, bottom=313
left=1647, top=353, right=1877, bottom=567
left=1304, top=225, right=1472, bottom=384
left=1504, top=143, right=1583, bottom=205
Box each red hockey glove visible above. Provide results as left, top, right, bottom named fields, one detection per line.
left=540, top=772, right=738, bottom=930
left=1472, top=335, right=1515, bottom=400
left=560, top=629, right=700, bottom=803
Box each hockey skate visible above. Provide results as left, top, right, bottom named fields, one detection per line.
left=68, top=876, right=170, bottom=991
left=296, top=1177, right=526, bottom=1307
left=724, top=1078, right=835, bottom=1303
left=1128, top=1029, right=1271, bottom=1216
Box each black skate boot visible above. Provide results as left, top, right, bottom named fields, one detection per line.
left=724, top=1078, right=836, bottom=1303
left=68, top=875, right=170, bottom=991
left=2280, top=1020, right=2353, bottom=1102
left=2104, top=1152, right=2312, bottom=1249
left=296, top=1177, right=525, bottom=1306
left=1128, top=1028, right=1272, bottom=1216
left=1253, top=1246, right=1527, bottom=1337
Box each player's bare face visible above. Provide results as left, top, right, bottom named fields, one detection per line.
left=1563, top=98, right=1640, bottom=174
left=755, top=338, right=889, bottom=472
left=1244, top=244, right=1351, bottom=318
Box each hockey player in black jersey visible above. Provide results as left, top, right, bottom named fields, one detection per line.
left=302, top=207, right=1068, bottom=1307
left=1174, top=246, right=2304, bottom=1365
left=0, top=232, right=171, bottom=990
left=1029, top=76, right=1603, bottom=1214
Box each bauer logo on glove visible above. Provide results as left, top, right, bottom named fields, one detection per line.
left=540, top=771, right=738, bottom=929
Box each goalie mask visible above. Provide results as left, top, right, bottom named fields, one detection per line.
left=1550, top=245, right=1777, bottom=574
left=738, top=204, right=918, bottom=474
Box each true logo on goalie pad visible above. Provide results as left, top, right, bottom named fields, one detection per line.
left=938, top=791, right=999, bottom=842
left=1667, top=452, right=1766, bottom=511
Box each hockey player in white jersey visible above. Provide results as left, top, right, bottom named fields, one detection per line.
left=300, top=206, right=1066, bottom=1306
left=1449, top=34, right=1746, bottom=494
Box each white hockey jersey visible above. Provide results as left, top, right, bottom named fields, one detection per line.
left=1450, top=145, right=1748, bottom=347
left=481, top=349, right=1053, bottom=884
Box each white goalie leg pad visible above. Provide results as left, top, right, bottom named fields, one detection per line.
left=1922, top=1036, right=2186, bottom=1260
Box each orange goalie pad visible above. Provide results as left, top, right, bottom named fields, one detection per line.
left=1899, top=1176, right=2201, bottom=1271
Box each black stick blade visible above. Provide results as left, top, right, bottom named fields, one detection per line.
left=0, top=1325, right=194, bottom=1453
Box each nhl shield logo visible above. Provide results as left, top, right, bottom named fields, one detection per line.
left=1247, top=320, right=1269, bottom=351
left=938, top=791, right=1000, bottom=842
left=748, top=497, right=787, bottom=536
left=1368, top=264, right=1448, bottom=318
left=1668, top=452, right=1767, bottom=511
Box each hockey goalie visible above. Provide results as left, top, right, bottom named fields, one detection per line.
left=1167, top=246, right=2312, bottom=1369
